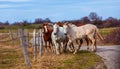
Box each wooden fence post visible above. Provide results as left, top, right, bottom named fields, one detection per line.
left=24, top=29, right=29, bottom=47
left=39, top=29, right=43, bottom=56
left=33, top=29, right=37, bottom=62
left=19, top=29, right=31, bottom=67
left=9, top=30, right=14, bottom=46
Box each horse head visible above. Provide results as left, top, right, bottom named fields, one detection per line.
left=43, top=23, right=53, bottom=34
left=53, top=24, right=59, bottom=35
left=43, top=23, right=48, bottom=33
left=63, top=22, right=70, bottom=35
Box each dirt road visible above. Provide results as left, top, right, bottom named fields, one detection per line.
left=81, top=46, right=120, bottom=69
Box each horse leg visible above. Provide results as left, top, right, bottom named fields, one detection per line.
left=70, top=43, right=75, bottom=52
left=73, top=40, right=79, bottom=54
left=78, top=39, right=83, bottom=51
left=91, top=38, right=96, bottom=52
left=67, top=40, right=74, bottom=52
left=44, top=41, right=47, bottom=52
left=63, top=41, right=67, bottom=52
left=59, top=42, right=63, bottom=53
left=48, top=41, right=52, bottom=52
left=94, top=38, right=97, bottom=52
left=50, top=40, right=55, bottom=53
left=85, top=38, right=89, bottom=50
left=92, top=35, right=97, bottom=52
left=55, top=42, right=60, bottom=55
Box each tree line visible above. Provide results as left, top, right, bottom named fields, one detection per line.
left=0, top=12, right=120, bottom=29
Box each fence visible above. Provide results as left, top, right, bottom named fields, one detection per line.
left=0, top=27, right=118, bottom=67
left=0, top=29, right=43, bottom=67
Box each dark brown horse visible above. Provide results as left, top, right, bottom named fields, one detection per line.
left=43, top=23, right=53, bottom=52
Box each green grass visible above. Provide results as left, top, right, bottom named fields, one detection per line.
left=99, top=27, right=119, bottom=36
left=0, top=46, right=106, bottom=69
left=37, top=51, right=106, bottom=69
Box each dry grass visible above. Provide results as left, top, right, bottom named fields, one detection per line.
left=99, top=27, right=119, bottom=36
left=0, top=45, right=106, bottom=69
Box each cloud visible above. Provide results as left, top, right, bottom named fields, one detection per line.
left=0, top=4, right=11, bottom=8
left=0, top=4, right=30, bottom=9
left=0, top=0, right=31, bottom=2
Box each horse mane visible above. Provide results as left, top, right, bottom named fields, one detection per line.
left=64, top=22, right=77, bottom=28
left=68, top=23, right=76, bottom=28
left=56, top=21, right=64, bottom=27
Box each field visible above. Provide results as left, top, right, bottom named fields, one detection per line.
left=0, top=27, right=117, bottom=69
left=99, top=27, right=119, bottom=36
left=0, top=45, right=106, bottom=69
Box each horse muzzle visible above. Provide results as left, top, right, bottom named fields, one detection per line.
left=64, top=33, right=67, bottom=35
left=54, top=33, right=57, bottom=35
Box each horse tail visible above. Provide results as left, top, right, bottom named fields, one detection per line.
left=96, top=29, right=104, bottom=40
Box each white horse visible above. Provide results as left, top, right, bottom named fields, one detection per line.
left=51, top=23, right=67, bottom=55
left=63, top=23, right=103, bottom=54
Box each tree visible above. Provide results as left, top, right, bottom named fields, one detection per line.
left=88, top=12, right=103, bottom=27
left=81, top=16, right=90, bottom=24
left=89, top=12, right=98, bottom=21
left=103, top=17, right=119, bottom=27
left=44, top=18, right=51, bottom=23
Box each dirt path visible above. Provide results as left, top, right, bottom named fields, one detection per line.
left=81, top=46, right=120, bottom=69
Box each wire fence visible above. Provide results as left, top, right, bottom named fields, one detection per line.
left=0, top=27, right=118, bottom=67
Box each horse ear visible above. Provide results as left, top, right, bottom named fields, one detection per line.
left=64, top=22, right=69, bottom=25
left=57, top=21, right=61, bottom=24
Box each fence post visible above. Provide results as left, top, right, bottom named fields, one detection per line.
left=24, top=29, right=29, bottom=47
left=33, top=29, right=37, bottom=62
left=9, top=30, right=14, bottom=46
left=39, top=29, right=43, bottom=56
left=19, top=29, right=31, bottom=67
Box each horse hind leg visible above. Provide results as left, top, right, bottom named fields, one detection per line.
left=94, top=38, right=97, bottom=52
left=77, top=39, right=83, bottom=51
left=90, top=38, right=96, bottom=52
left=85, top=38, right=90, bottom=50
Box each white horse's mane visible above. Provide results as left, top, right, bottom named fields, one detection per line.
left=68, top=23, right=76, bottom=28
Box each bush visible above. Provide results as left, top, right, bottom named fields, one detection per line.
left=104, top=28, right=120, bottom=45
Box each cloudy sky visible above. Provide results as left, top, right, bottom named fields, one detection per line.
left=0, top=0, right=120, bottom=23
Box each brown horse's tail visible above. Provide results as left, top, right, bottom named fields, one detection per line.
left=96, top=29, right=104, bottom=40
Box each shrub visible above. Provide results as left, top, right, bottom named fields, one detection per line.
left=104, top=28, right=120, bottom=45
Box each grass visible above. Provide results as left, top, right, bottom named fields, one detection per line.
left=99, top=27, right=119, bottom=36
left=0, top=45, right=106, bottom=69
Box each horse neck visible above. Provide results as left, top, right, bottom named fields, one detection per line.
left=67, top=25, right=77, bottom=38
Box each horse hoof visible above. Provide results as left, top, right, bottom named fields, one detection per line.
left=73, top=52, right=77, bottom=54
left=93, top=49, right=97, bottom=52
left=56, top=53, right=60, bottom=55
left=91, top=49, right=96, bottom=52
left=87, top=48, right=89, bottom=50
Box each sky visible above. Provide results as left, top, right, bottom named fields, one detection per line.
left=0, top=0, right=120, bottom=23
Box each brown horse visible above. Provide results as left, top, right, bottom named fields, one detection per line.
left=43, top=23, right=53, bottom=52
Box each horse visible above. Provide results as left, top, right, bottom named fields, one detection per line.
left=43, top=23, right=53, bottom=52
left=56, top=22, right=90, bottom=51
left=63, top=23, right=103, bottom=54
left=56, top=22, right=91, bottom=52
left=51, top=23, right=68, bottom=55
